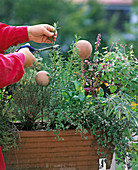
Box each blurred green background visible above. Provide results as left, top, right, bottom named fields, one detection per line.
left=0, top=0, right=137, bottom=56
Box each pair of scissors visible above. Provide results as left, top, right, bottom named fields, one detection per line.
left=17, top=44, right=59, bottom=54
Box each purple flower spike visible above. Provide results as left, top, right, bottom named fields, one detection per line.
left=95, top=34, right=101, bottom=52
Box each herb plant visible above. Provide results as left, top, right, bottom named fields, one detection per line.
left=0, top=88, right=18, bottom=151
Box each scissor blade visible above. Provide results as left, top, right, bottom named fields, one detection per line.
left=37, top=44, right=59, bottom=52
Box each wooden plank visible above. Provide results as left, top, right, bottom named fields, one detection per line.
left=6, top=159, right=99, bottom=169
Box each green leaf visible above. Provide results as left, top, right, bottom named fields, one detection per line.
left=110, top=85, right=117, bottom=93
left=103, top=75, right=108, bottom=81
left=62, top=91, right=71, bottom=102
left=78, top=91, right=85, bottom=101
left=114, top=78, right=120, bottom=84
left=73, top=81, right=83, bottom=92
left=98, top=88, right=104, bottom=97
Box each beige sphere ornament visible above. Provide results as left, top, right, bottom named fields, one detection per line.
left=35, top=71, right=50, bottom=86
left=75, top=40, right=92, bottom=59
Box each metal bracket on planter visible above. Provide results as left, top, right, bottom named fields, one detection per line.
left=99, top=158, right=106, bottom=170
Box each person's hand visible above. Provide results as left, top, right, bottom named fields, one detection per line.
left=27, top=24, right=57, bottom=44
left=17, top=43, right=35, bottom=68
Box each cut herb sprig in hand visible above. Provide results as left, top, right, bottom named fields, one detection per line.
left=49, top=22, right=59, bottom=44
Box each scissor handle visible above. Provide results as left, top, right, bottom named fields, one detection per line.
left=17, top=45, right=35, bottom=53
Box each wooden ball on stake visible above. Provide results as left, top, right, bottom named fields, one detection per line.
left=35, top=71, right=50, bottom=86
left=75, top=40, right=92, bottom=71
left=75, top=40, right=92, bottom=60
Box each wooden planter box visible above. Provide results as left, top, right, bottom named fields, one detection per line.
left=4, top=130, right=113, bottom=170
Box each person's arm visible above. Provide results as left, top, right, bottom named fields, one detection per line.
left=0, top=44, right=35, bottom=88
left=0, top=53, right=25, bottom=88
left=0, top=147, right=6, bottom=170
left=0, top=23, right=57, bottom=53
left=0, top=23, right=29, bottom=53
left=0, top=23, right=57, bottom=88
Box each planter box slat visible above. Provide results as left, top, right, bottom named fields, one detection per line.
left=19, top=135, right=94, bottom=142
left=19, top=130, right=90, bottom=137
left=18, top=140, right=95, bottom=148
left=6, top=155, right=100, bottom=164
left=5, top=159, right=99, bottom=169
left=5, top=150, right=100, bottom=160
left=6, top=145, right=98, bottom=154
left=6, top=145, right=109, bottom=154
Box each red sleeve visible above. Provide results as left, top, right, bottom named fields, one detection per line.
left=0, top=52, right=25, bottom=88
left=0, top=23, right=29, bottom=53
left=0, top=23, right=29, bottom=88
left=0, top=147, right=6, bottom=170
